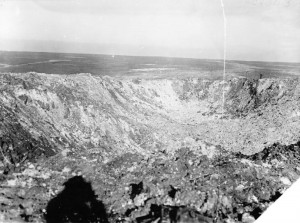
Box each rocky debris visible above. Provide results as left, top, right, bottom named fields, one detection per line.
left=96, top=145, right=300, bottom=222
left=0, top=130, right=55, bottom=175
left=134, top=204, right=213, bottom=223
left=0, top=142, right=299, bottom=222
left=236, top=141, right=300, bottom=165
left=102, top=143, right=299, bottom=222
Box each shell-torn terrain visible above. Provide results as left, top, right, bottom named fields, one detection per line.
left=0, top=71, right=300, bottom=222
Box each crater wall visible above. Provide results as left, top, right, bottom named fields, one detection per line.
left=0, top=73, right=299, bottom=164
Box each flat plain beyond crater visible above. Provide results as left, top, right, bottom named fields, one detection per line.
left=0, top=52, right=300, bottom=222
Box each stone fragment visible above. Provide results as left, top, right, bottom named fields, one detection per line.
left=7, top=178, right=17, bottom=187
left=225, top=218, right=236, bottom=223
left=134, top=193, right=148, bottom=207
left=242, top=213, right=255, bottom=223
left=235, top=184, right=245, bottom=191
left=62, top=167, right=71, bottom=173
left=280, top=177, right=291, bottom=186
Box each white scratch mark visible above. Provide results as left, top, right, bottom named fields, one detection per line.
left=216, top=1, right=227, bottom=222
left=220, top=0, right=227, bottom=117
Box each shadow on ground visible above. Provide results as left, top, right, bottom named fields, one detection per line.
left=45, top=176, right=108, bottom=223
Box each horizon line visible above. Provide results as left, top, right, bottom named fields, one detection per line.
left=1, top=49, right=300, bottom=65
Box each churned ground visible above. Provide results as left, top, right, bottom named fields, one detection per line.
left=0, top=72, right=300, bottom=222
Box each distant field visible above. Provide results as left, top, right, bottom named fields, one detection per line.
left=0, top=51, right=299, bottom=80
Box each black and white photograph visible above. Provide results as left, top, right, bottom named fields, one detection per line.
left=0, top=0, right=300, bottom=222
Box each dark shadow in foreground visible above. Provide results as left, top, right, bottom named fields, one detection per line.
left=45, top=176, right=108, bottom=223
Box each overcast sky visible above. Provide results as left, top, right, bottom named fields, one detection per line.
left=0, top=0, right=299, bottom=62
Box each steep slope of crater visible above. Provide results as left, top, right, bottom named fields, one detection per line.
left=0, top=72, right=300, bottom=222
left=1, top=73, right=299, bottom=160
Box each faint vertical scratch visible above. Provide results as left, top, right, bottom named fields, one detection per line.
left=215, top=0, right=227, bottom=222
left=220, top=0, right=227, bottom=117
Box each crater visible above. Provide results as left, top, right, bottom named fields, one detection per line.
left=1, top=72, right=300, bottom=222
